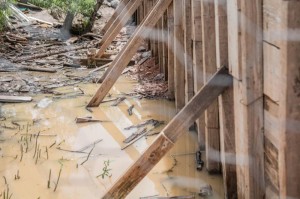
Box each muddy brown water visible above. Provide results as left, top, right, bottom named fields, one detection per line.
left=0, top=76, right=223, bottom=198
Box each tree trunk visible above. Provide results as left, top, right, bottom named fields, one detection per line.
left=61, top=11, right=74, bottom=39
left=83, top=0, right=104, bottom=33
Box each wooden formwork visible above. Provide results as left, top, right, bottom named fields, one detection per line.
left=88, top=0, right=300, bottom=198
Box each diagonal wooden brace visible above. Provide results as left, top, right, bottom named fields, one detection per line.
left=96, top=0, right=144, bottom=58
left=87, top=0, right=173, bottom=107
left=100, top=0, right=130, bottom=35
left=101, top=66, right=233, bottom=198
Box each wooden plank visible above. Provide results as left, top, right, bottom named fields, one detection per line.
left=278, top=2, right=300, bottom=199
left=102, top=66, right=233, bottom=199
left=184, top=0, right=194, bottom=103
left=174, top=0, right=185, bottom=111
left=215, top=0, right=237, bottom=198
left=231, top=0, right=265, bottom=197
left=191, top=0, right=205, bottom=150
left=95, top=0, right=144, bottom=58
left=163, top=11, right=168, bottom=80
left=100, top=0, right=130, bottom=34
left=201, top=0, right=220, bottom=173
left=227, top=0, right=241, bottom=79
left=0, top=95, right=32, bottom=103
left=87, top=0, right=173, bottom=107
left=167, top=2, right=175, bottom=100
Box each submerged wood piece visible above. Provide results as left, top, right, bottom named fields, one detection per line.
left=0, top=95, right=32, bottom=103
left=102, top=67, right=233, bottom=198
left=75, top=116, right=102, bottom=123
left=87, top=0, right=173, bottom=107
left=95, top=0, right=144, bottom=58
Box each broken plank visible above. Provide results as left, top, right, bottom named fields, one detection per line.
left=87, top=0, right=173, bottom=107
left=102, top=66, right=233, bottom=198
left=0, top=95, right=32, bottom=103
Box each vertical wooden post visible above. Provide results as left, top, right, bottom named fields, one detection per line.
left=201, top=0, right=221, bottom=173
left=163, top=11, right=168, bottom=80
left=174, top=0, right=186, bottom=111
left=191, top=0, right=205, bottom=150
left=278, top=2, right=300, bottom=199
left=230, top=0, right=265, bottom=197
left=215, top=0, right=237, bottom=198
left=184, top=0, right=194, bottom=103
left=167, top=2, right=175, bottom=100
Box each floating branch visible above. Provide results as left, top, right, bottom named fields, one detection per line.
left=80, top=145, right=95, bottom=165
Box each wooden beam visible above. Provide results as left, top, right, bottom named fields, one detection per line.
left=184, top=0, right=194, bottom=103
left=230, top=0, right=265, bottom=197
left=191, top=0, right=205, bottom=150
left=174, top=0, right=185, bottom=110
left=87, top=0, right=173, bottom=107
left=102, top=66, right=233, bottom=199
left=215, top=0, right=237, bottom=198
left=0, top=95, right=32, bottom=103
left=100, top=0, right=130, bottom=34
left=278, top=2, right=300, bottom=199
left=163, top=11, right=168, bottom=80
left=95, top=0, right=144, bottom=58
left=201, top=0, right=221, bottom=173
left=167, top=2, right=175, bottom=100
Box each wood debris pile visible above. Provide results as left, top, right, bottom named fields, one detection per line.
left=127, top=57, right=168, bottom=99
left=0, top=5, right=130, bottom=96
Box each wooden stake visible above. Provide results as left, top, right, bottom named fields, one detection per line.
left=102, top=66, right=232, bottom=198
left=87, top=0, right=173, bottom=107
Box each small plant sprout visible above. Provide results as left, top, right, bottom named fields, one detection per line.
left=97, top=160, right=112, bottom=179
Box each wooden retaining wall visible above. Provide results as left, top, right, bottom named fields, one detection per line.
left=136, top=0, right=300, bottom=198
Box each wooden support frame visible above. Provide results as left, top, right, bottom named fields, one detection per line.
left=102, top=66, right=233, bottom=199
left=87, top=0, right=173, bottom=107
